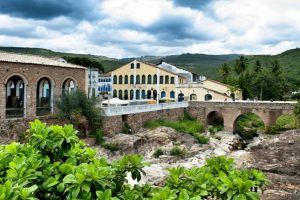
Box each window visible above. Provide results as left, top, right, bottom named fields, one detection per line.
left=62, top=79, right=76, bottom=94
left=160, top=75, right=164, bottom=84
left=165, top=75, right=169, bottom=84
left=5, top=75, right=25, bottom=118
left=131, top=63, right=134, bottom=69
left=190, top=94, right=197, bottom=100
left=142, top=75, right=146, bottom=84
left=142, top=90, right=146, bottom=99
left=124, top=90, right=128, bottom=100
left=153, top=75, right=157, bottom=84
left=136, top=90, right=140, bottom=99
left=113, top=75, right=117, bottom=84
left=118, top=90, right=123, bottom=99
left=113, top=90, right=117, bottom=97
left=36, top=78, right=52, bottom=116
left=147, top=75, right=152, bottom=84
left=147, top=90, right=151, bottom=99
left=170, top=91, right=175, bottom=99
left=124, top=75, right=128, bottom=84
left=136, top=75, right=140, bottom=84
left=130, top=75, right=134, bottom=84
left=171, top=77, right=175, bottom=84
left=130, top=90, right=134, bottom=100
left=178, top=93, right=184, bottom=102
left=205, top=94, right=212, bottom=101
left=161, top=91, right=166, bottom=98
left=118, top=75, right=123, bottom=84
left=137, top=63, right=140, bottom=69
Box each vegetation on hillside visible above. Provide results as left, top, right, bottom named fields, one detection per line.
left=219, top=55, right=295, bottom=100
left=0, top=120, right=269, bottom=199
left=62, top=56, right=104, bottom=72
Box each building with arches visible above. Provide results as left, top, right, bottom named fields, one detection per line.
left=0, top=52, right=87, bottom=119
left=111, top=60, right=186, bottom=102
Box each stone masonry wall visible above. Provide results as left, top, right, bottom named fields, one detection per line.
left=0, top=62, right=86, bottom=119
left=102, top=108, right=185, bottom=136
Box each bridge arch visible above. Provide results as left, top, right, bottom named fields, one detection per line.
left=206, top=111, right=224, bottom=127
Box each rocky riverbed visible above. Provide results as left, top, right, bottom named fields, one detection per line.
left=93, top=127, right=300, bottom=200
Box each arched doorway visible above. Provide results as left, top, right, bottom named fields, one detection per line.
left=5, top=75, right=25, bottom=118
left=230, top=93, right=235, bottom=101
left=118, top=90, right=123, bottom=99
left=36, top=77, right=52, bottom=116
left=147, top=90, right=151, bottom=99
left=124, top=90, right=128, bottom=100
left=153, top=90, right=157, bottom=100
left=190, top=93, right=197, bottom=100
left=62, top=78, right=76, bottom=94
left=178, top=93, right=184, bottom=102
left=204, top=94, right=212, bottom=101
left=206, top=111, right=224, bottom=132
left=233, top=113, right=265, bottom=140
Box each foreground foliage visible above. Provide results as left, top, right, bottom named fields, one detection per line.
left=0, top=120, right=269, bottom=199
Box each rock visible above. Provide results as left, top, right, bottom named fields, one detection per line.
left=106, top=133, right=144, bottom=154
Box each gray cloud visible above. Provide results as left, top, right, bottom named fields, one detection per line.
left=173, top=0, right=213, bottom=10
left=0, top=0, right=99, bottom=20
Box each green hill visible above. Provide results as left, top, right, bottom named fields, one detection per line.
left=1, top=46, right=300, bottom=86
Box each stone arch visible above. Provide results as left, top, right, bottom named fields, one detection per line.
left=233, top=112, right=265, bottom=139
left=5, top=74, right=27, bottom=118
left=206, top=111, right=224, bottom=127
left=3, top=73, right=29, bottom=85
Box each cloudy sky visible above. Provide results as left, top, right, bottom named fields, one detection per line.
left=0, top=0, right=299, bottom=58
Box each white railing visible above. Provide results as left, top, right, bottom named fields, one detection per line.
left=101, top=102, right=188, bottom=116
left=195, top=100, right=297, bottom=104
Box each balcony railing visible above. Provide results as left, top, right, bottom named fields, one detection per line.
left=6, top=108, right=24, bottom=118
left=101, top=102, right=188, bottom=116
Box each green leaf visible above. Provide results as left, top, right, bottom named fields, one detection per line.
left=57, top=183, right=65, bottom=193
left=246, top=192, right=260, bottom=200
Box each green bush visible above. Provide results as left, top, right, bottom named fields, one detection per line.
left=122, top=122, right=132, bottom=134
left=102, top=142, right=119, bottom=151
left=56, top=90, right=103, bottom=133
left=275, top=114, right=297, bottom=130
left=94, top=129, right=105, bottom=144
left=193, top=133, right=210, bottom=144
left=0, top=120, right=268, bottom=199
left=153, top=148, right=164, bottom=158
left=170, top=146, right=186, bottom=156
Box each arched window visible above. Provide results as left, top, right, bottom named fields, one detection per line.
left=161, top=91, right=166, bottom=98
left=118, top=75, right=123, bottom=84
left=62, top=78, right=76, bottom=94
left=170, top=77, right=175, bottom=84
left=170, top=91, right=175, bottom=99
left=190, top=94, right=197, bottom=101
left=142, top=75, right=146, bottom=84
left=5, top=75, right=25, bottom=118
left=113, top=90, right=117, bottom=97
left=142, top=90, right=146, bottom=99
left=124, top=90, right=128, bottom=100
left=130, top=75, right=134, bottom=84
left=153, top=75, right=157, bottom=84
left=130, top=90, right=134, bottom=100
left=118, top=90, right=123, bottom=99
left=147, top=75, right=152, bottom=84
left=136, top=90, right=140, bottom=100
left=136, top=75, right=140, bottom=84
left=124, top=75, right=128, bottom=84
left=130, top=63, right=134, bottom=69
left=153, top=90, right=157, bottom=100
left=36, top=78, right=52, bottom=116
left=160, top=75, right=164, bottom=84
left=178, top=93, right=184, bottom=102
left=205, top=94, right=212, bottom=101
left=137, top=63, right=140, bottom=69
left=165, top=75, right=169, bottom=84
left=147, top=90, right=151, bottom=99
left=113, top=75, right=117, bottom=84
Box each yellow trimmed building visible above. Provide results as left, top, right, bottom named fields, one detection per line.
left=111, top=60, right=186, bottom=102
left=110, top=60, right=242, bottom=103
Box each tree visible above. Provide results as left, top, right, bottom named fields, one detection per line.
left=234, top=55, right=248, bottom=75
left=63, top=56, right=104, bottom=72
left=219, top=63, right=230, bottom=82
left=271, top=60, right=281, bottom=77
left=254, top=60, right=262, bottom=73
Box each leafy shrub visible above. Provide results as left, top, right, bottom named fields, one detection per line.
left=94, top=129, right=105, bottom=144
left=275, top=114, right=297, bottom=130
left=153, top=148, right=164, bottom=158
left=0, top=120, right=268, bottom=199
left=265, top=125, right=280, bottom=135
left=193, top=133, right=210, bottom=144
left=170, top=146, right=186, bottom=156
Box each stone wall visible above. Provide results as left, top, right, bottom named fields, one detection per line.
left=102, top=108, right=185, bottom=136
left=0, top=62, right=86, bottom=119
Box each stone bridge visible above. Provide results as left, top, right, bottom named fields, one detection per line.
left=188, top=101, right=296, bottom=132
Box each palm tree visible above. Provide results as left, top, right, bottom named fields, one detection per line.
left=271, top=60, right=281, bottom=77
left=254, top=60, right=262, bottom=73
left=234, top=55, right=248, bottom=75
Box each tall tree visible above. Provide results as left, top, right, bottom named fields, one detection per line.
left=234, top=55, right=248, bottom=75
left=271, top=60, right=281, bottom=77
left=254, top=60, right=262, bottom=73
left=219, top=63, right=230, bottom=82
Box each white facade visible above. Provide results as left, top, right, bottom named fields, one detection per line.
left=87, top=68, right=99, bottom=98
